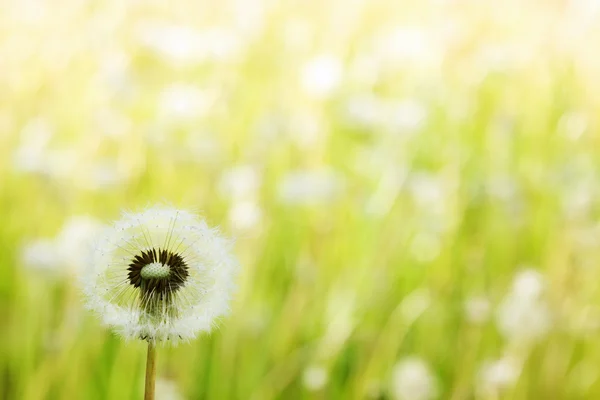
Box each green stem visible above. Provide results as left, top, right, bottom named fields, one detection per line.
left=144, top=341, right=157, bottom=400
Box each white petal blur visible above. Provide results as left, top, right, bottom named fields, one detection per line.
left=496, top=268, right=551, bottom=344
left=390, top=357, right=438, bottom=400
left=477, top=356, right=522, bottom=397
left=302, top=365, right=328, bottom=392
left=83, top=206, right=238, bottom=343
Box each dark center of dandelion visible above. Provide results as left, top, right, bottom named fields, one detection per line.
left=127, top=248, right=189, bottom=299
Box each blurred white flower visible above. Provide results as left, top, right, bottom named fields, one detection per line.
left=95, top=50, right=132, bottom=97
left=557, top=111, right=588, bottom=141
left=289, top=112, right=323, bottom=148
left=385, top=99, right=428, bottom=133
left=20, top=239, right=61, bottom=275
left=375, top=27, right=442, bottom=68
left=303, top=365, right=328, bottom=391
left=278, top=169, right=344, bottom=206
left=300, top=55, right=343, bottom=99
left=12, top=117, right=54, bottom=173
left=137, top=23, right=241, bottom=66
left=512, top=268, right=545, bottom=299
left=218, top=165, right=262, bottom=200
left=83, top=206, right=238, bottom=343
left=391, top=357, right=438, bottom=400
left=93, top=108, right=132, bottom=137
left=497, top=269, right=551, bottom=344
left=83, top=160, right=129, bottom=190
left=184, top=135, right=224, bottom=164
left=155, top=378, right=183, bottom=400
left=408, top=173, right=445, bottom=209
left=20, top=216, right=103, bottom=276
left=158, top=83, right=214, bottom=122
left=464, top=296, right=491, bottom=325
left=55, top=216, right=103, bottom=272
left=344, top=94, right=384, bottom=129
left=228, top=201, right=262, bottom=231
left=477, top=356, right=521, bottom=396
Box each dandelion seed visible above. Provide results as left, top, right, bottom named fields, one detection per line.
left=82, top=206, right=238, bottom=344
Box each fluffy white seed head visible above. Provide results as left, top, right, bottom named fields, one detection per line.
left=390, top=357, right=438, bottom=400
left=82, top=206, right=238, bottom=344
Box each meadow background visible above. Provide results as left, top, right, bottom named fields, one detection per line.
left=2, top=0, right=600, bottom=399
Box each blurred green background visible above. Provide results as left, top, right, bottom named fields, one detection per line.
left=2, top=0, right=600, bottom=399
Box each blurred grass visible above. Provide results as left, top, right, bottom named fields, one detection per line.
left=2, top=0, right=600, bottom=399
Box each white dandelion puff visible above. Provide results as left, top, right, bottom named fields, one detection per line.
left=302, top=365, right=328, bottom=391
left=496, top=269, right=551, bottom=344
left=300, top=54, right=343, bottom=99
left=82, top=206, right=238, bottom=344
left=390, top=357, right=438, bottom=400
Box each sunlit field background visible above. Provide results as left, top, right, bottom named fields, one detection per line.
left=2, top=0, right=600, bottom=399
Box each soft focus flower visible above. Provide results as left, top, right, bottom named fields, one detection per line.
left=385, top=99, right=428, bottom=133
left=390, top=357, right=438, bottom=400
left=20, top=215, right=103, bottom=276
left=155, top=378, right=184, bottom=400
left=464, top=296, right=491, bottom=325
left=218, top=165, right=262, bottom=200
left=278, top=169, right=344, bottom=206
left=228, top=201, right=262, bottom=231
left=496, top=269, right=551, bottom=344
left=21, top=239, right=61, bottom=275
left=158, top=83, right=214, bottom=123
left=477, top=356, right=521, bottom=396
left=83, top=206, right=238, bottom=343
left=300, top=54, right=343, bottom=99
left=55, top=216, right=104, bottom=272
left=12, top=117, right=54, bottom=174
left=303, top=365, right=328, bottom=391
left=137, top=23, right=241, bottom=66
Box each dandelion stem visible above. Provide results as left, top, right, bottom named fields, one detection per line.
left=144, top=341, right=157, bottom=400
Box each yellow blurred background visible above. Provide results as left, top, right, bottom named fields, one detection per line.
left=2, top=0, right=600, bottom=399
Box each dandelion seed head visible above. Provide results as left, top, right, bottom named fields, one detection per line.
left=390, top=357, right=438, bottom=400
left=303, top=365, right=328, bottom=391
left=83, top=206, right=238, bottom=344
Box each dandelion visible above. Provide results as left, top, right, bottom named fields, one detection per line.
left=157, top=83, right=214, bottom=123
left=300, top=54, right=343, bottom=99
left=277, top=168, right=344, bottom=206
left=83, top=206, right=237, bottom=399
left=477, top=356, right=521, bottom=397
left=390, top=357, right=438, bottom=400
left=155, top=378, right=184, bottom=400
left=228, top=201, right=262, bottom=232
left=302, top=365, right=328, bottom=391
left=496, top=268, right=551, bottom=345
left=21, top=239, right=61, bottom=275
left=464, top=296, right=491, bottom=325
